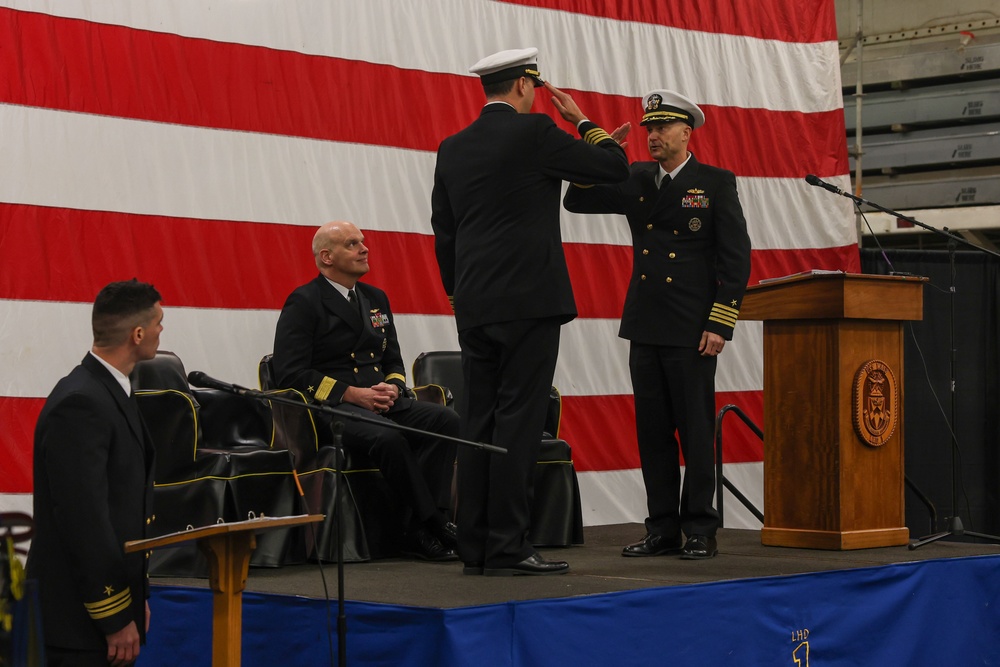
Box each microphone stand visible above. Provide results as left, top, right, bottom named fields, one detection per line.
left=811, top=181, right=1000, bottom=550
left=199, top=380, right=504, bottom=667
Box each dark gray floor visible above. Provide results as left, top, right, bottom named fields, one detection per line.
left=153, top=523, right=1000, bottom=608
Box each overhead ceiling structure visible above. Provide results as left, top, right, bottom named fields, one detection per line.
left=838, top=2, right=1000, bottom=250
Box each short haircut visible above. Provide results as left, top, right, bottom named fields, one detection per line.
left=483, top=78, right=517, bottom=98
left=92, top=280, right=162, bottom=347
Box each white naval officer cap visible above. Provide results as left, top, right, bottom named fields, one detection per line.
left=640, top=90, right=705, bottom=129
left=469, top=47, right=544, bottom=87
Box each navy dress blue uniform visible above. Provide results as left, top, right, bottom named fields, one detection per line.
left=431, top=66, right=629, bottom=569
left=28, top=353, right=154, bottom=658
left=565, top=152, right=751, bottom=543
left=272, top=275, right=457, bottom=526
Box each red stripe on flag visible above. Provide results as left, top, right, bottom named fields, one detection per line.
left=560, top=390, right=764, bottom=473
left=0, top=9, right=847, bottom=179
left=497, top=0, right=838, bottom=43
left=0, top=203, right=452, bottom=313
left=1, top=204, right=858, bottom=315
left=0, top=397, right=42, bottom=493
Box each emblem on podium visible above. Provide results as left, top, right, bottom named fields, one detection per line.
left=852, top=359, right=898, bottom=447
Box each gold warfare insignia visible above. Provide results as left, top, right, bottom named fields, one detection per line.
left=852, top=359, right=898, bottom=447
left=687, top=189, right=704, bottom=194
left=645, top=94, right=662, bottom=111
left=688, top=217, right=702, bottom=232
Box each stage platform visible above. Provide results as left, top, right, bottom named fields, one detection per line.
left=142, top=523, right=1000, bottom=666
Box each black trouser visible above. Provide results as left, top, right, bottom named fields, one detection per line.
left=629, top=343, right=720, bottom=539
left=456, top=317, right=561, bottom=567
left=337, top=400, right=458, bottom=527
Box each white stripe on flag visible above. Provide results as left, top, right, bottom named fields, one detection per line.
left=1, top=301, right=762, bottom=399
left=0, top=103, right=851, bottom=252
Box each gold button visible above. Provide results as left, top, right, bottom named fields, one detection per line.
left=646, top=224, right=653, bottom=230
left=145, top=518, right=151, bottom=525
left=370, top=352, right=375, bottom=358
left=353, top=367, right=359, bottom=373
left=669, top=252, right=676, bottom=259
left=673, top=230, right=679, bottom=235
left=640, top=274, right=647, bottom=281
left=350, top=353, right=356, bottom=359
left=152, top=515, right=156, bottom=521
left=374, top=366, right=379, bottom=372
left=666, top=277, right=673, bottom=283
left=642, top=249, right=649, bottom=255
left=639, top=196, right=645, bottom=202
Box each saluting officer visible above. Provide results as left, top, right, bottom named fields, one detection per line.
left=431, top=47, right=629, bottom=576
left=564, top=90, right=752, bottom=560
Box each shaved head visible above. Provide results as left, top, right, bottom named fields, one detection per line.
left=312, top=221, right=369, bottom=286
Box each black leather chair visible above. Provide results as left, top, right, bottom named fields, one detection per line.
left=258, top=355, right=402, bottom=562
left=411, top=351, right=584, bottom=547
left=131, top=351, right=303, bottom=574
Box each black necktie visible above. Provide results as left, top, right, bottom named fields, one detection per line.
left=348, top=289, right=361, bottom=317
left=659, top=174, right=671, bottom=189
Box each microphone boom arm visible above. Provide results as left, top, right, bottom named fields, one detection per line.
left=805, top=175, right=1000, bottom=259
left=187, top=371, right=506, bottom=454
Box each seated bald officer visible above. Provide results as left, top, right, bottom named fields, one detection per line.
left=272, top=221, right=459, bottom=562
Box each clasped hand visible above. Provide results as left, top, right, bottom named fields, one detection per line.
left=344, top=382, right=398, bottom=413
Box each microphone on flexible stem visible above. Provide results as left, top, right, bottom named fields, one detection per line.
left=805, top=174, right=845, bottom=196
left=187, top=371, right=257, bottom=397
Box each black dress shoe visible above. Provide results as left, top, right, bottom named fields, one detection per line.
left=483, top=553, right=569, bottom=577
left=680, top=535, right=718, bottom=560
left=433, top=521, right=458, bottom=550
left=401, top=527, right=459, bottom=562
left=462, top=562, right=484, bottom=575
left=622, top=533, right=683, bottom=557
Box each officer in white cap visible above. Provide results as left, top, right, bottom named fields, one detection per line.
left=564, top=90, right=751, bottom=561
left=468, top=47, right=545, bottom=88
left=431, top=48, right=629, bottom=577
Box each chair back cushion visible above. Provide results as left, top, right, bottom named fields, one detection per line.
left=131, top=350, right=189, bottom=392
left=196, top=388, right=273, bottom=449
left=258, top=354, right=277, bottom=390
left=412, top=351, right=464, bottom=415
left=135, top=389, right=200, bottom=482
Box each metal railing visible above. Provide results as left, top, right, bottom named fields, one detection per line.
left=714, top=404, right=764, bottom=525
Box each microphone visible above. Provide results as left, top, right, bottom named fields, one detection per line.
left=187, top=371, right=258, bottom=397
left=805, top=174, right=845, bottom=196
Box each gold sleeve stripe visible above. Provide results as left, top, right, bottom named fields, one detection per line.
left=314, top=376, right=336, bottom=402
left=713, top=303, right=740, bottom=317
left=582, top=127, right=612, bottom=145
left=385, top=373, right=406, bottom=384
left=85, top=588, right=132, bottom=620
left=709, top=315, right=738, bottom=328
left=571, top=183, right=595, bottom=189
left=708, top=307, right=739, bottom=328
left=447, top=295, right=455, bottom=313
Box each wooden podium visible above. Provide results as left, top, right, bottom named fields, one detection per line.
left=125, top=514, right=322, bottom=666
left=741, top=273, right=925, bottom=549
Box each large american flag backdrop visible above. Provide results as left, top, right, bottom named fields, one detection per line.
left=0, top=1, right=857, bottom=526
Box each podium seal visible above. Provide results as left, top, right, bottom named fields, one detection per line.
left=852, top=359, right=897, bottom=447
